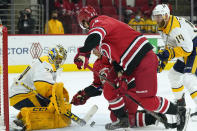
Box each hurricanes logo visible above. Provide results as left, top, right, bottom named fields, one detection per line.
left=30, top=42, right=43, bottom=59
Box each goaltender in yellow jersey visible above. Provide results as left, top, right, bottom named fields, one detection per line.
left=9, top=44, right=71, bottom=130
left=152, top=4, right=197, bottom=119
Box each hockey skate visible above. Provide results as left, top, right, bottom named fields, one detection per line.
left=191, top=107, right=197, bottom=121
left=155, top=113, right=169, bottom=128
left=176, top=106, right=190, bottom=131
left=176, top=94, right=186, bottom=107
left=11, top=119, right=26, bottom=131
left=191, top=112, right=197, bottom=121
left=105, top=117, right=129, bottom=130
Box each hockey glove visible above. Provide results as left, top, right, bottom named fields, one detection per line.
left=74, top=48, right=91, bottom=69
left=112, top=61, right=124, bottom=77
left=107, top=68, right=128, bottom=91
left=157, top=48, right=175, bottom=62
left=157, top=60, right=168, bottom=73
left=71, top=90, right=89, bottom=105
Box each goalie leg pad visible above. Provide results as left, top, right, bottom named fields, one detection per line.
left=51, top=82, right=67, bottom=114
left=10, top=92, right=41, bottom=110
left=19, top=103, right=71, bottom=130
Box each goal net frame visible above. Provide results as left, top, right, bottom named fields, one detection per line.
left=0, top=25, right=9, bottom=131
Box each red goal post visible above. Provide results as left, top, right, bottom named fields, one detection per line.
left=0, top=25, right=9, bottom=131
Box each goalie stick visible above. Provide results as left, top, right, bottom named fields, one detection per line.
left=86, top=64, right=177, bottom=129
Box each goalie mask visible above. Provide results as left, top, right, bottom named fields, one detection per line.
left=152, top=4, right=170, bottom=28
left=48, top=45, right=67, bottom=69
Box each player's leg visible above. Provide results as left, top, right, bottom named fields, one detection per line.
left=135, top=110, right=167, bottom=127
left=103, top=82, right=129, bottom=130
left=126, top=84, right=165, bottom=128
left=15, top=102, right=71, bottom=130
left=12, top=83, right=71, bottom=130
left=168, top=60, right=186, bottom=106
left=183, top=73, right=197, bottom=118
left=109, top=99, right=164, bottom=128
left=131, top=50, right=190, bottom=131
left=183, top=47, right=197, bottom=118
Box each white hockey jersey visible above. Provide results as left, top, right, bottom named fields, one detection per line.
left=10, top=56, right=57, bottom=97
left=158, top=15, right=197, bottom=58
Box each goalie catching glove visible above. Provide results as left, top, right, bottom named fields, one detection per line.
left=74, top=48, right=91, bottom=69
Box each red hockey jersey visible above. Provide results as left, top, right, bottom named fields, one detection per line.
left=92, top=56, right=135, bottom=90
left=89, top=15, right=153, bottom=75
left=92, top=56, right=111, bottom=88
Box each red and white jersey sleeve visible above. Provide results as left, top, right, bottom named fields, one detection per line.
left=89, top=16, right=153, bottom=75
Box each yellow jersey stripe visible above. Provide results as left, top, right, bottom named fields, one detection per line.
left=191, top=48, right=197, bottom=74
left=173, top=47, right=191, bottom=58
left=191, top=91, right=197, bottom=99
left=172, top=85, right=184, bottom=92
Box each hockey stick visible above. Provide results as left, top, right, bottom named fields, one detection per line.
left=86, top=64, right=177, bottom=129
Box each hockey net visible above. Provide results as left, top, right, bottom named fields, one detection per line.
left=0, top=25, right=9, bottom=131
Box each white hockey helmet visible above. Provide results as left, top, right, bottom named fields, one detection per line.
left=152, top=4, right=170, bottom=20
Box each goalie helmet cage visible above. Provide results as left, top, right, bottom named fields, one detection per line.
left=0, top=26, right=9, bottom=131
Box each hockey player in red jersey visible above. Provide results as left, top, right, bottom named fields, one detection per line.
left=73, top=6, right=190, bottom=131
left=72, top=48, right=168, bottom=129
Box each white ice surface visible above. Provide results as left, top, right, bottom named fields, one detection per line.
left=9, top=71, right=197, bottom=131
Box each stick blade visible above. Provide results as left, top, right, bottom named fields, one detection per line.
left=83, top=105, right=98, bottom=123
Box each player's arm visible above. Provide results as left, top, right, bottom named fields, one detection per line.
left=34, top=81, right=53, bottom=99
left=74, top=27, right=106, bottom=69
left=71, top=73, right=103, bottom=106
left=170, top=29, right=193, bottom=58
left=79, top=27, right=106, bottom=52
left=157, top=28, right=193, bottom=61
left=33, top=62, right=56, bottom=99
left=79, top=33, right=101, bottom=52
left=71, top=60, right=104, bottom=105
left=71, top=84, right=102, bottom=106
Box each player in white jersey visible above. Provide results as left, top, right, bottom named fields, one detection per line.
left=9, top=45, right=72, bottom=130
left=152, top=4, right=197, bottom=119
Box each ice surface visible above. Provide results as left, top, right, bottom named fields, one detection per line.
left=9, top=71, right=197, bottom=131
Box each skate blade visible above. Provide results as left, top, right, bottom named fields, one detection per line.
left=191, top=115, right=197, bottom=121
left=182, top=108, right=191, bottom=131
left=105, top=127, right=130, bottom=131
left=10, top=122, right=23, bottom=131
